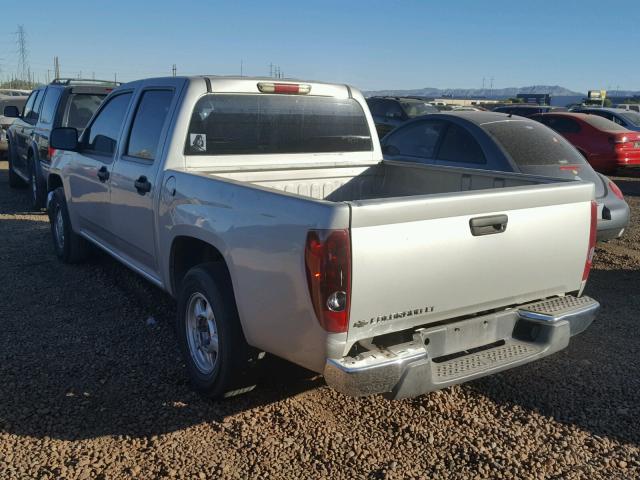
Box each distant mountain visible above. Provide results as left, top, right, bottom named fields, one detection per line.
left=363, top=85, right=602, bottom=99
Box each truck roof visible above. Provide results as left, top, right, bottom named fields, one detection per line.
left=120, top=75, right=355, bottom=98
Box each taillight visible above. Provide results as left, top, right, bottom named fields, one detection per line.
left=581, top=200, right=597, bottom=285
left=48, top=146, right=56, bottom=159
left=305, top=229, right=351, bottom=333
left=608, top=180, right=624, bottom=200
left=257, top=82, right=311, bottom=95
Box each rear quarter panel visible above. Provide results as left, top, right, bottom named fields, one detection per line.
left=158, top=169, right=351, bottom=372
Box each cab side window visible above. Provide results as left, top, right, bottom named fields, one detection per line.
left=84, top=93, right=133, bottom=156
left=126, top=90, right=174, bottom=161
left=22, top=91, right=39, bottom=122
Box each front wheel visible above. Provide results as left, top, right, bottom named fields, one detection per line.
left=48, top=187, right=89, bottom=263
left=176, top=263, right=255, bottom=399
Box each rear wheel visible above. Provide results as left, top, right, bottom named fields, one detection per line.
left=176, top=263, right=256, bottom=399
left=48, top=187, right=89, bottom=263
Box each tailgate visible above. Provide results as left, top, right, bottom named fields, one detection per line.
left=347, top=181, right=594, bottom=343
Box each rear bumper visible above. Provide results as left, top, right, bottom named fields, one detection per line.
left=597, top=198, right=630, bottom=241
left=324, top=295, right=599, bottom=399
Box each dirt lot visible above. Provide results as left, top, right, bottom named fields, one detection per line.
left=0, top=160, right=638, bottom=480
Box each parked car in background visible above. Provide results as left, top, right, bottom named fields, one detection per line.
left=614, top=104, right=640, bottom=113
left=0, top=93, right=29, bottom=156
left=366, top=96, right=438, bottom=138
left=46, top=76, right=599, bottom=399
left=381, top=111, right=629, bottom=241
left=0, top=89, right=31, bottom=98
left=570, top=107, right=640, bottom=132
left=493, top=105, right=568, bottom=117
left=530, top=112, right=640, bottom=173
left=4, top=78, right=115, bottom=208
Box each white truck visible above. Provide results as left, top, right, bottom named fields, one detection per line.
left=47, top=76, right=599, bottom=399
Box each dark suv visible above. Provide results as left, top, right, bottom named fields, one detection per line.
left=366, top=96, right=438, bottom=138
left=4, top=79, right=116, bottom=209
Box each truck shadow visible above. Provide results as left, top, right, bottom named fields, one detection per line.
left=466, top=267, right=640, bottom=445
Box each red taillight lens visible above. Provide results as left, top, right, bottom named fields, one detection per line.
left=582, top=200, right=597, bottom=283
left=48, top=146, right=56, bottom=159
left=608, top=180, right=624, bottom=200
left=305, top=229, right=351, bottom=333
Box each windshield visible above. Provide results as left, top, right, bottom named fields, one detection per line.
left=400, top=101, right=438, bottom=118
left=481, top=120, right=604, bottom=196
left=619, top=111, right=640, bottom=126
left=64, top=94, right=105, bottom=130
left=185, top=94, right=372, bottom=155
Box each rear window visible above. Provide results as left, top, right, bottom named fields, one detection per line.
left=185, top=94, right=372, bottom=155
left=581, top=114, right=627, bottom=131
left=64, top=94, right=106, bottom=130
left=482, top=120, right=586, bottom=166
left=619, top=111, right=640, bottom=126
left=399, top=100, right=438, bottom=118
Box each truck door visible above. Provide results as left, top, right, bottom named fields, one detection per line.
left=66, top=91, right=133, bottom=247
left=108, top=84, right=178, bottom=279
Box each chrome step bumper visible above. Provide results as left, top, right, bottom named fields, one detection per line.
left=324, top=295, right=599, bottom=399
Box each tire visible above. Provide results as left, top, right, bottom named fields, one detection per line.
left=48, top=187, right=89, bottom=264
left=7, top=142, right=25, bottom=188
left=176, top=262, right=256, bottom=399
left=29, top=155, right=46, bottom=210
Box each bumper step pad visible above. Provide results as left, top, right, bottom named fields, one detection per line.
left=518, top=295, right=596, bottom=318
left=433, top=341, right=540, bottom=382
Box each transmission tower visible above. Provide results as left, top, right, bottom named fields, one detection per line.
left=16, top=25, right=29, bottom=82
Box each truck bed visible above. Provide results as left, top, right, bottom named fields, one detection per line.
left=203, top=160, right=550, bottom=202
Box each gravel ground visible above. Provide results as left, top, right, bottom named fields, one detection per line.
left=0, top=159, right=638, bottom=479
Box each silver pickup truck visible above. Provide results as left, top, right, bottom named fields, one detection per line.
left=47, top=76, right=599, bottom=399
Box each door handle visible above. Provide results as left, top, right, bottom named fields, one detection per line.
left=469, top=214, right=508, bottom=236
left=134, top=175, right=151, bottom=195
left=97, top=166, right=109, bottom=182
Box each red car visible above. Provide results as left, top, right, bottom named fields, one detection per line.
left=531, top=112, right=640, bottom=173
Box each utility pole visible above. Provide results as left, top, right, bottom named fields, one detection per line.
left=490, top=77, right=494, bottom=98
left=16, top=25, right=29, bottom=82
left=172, top=64, right=177, bottom=77
left=240, top=59, right=243, bottom=77
left=54, top=56, right=60, bottom=79
left=114, top=73, right=117, bottom=84
left=269, top=62, right=274, bottom=77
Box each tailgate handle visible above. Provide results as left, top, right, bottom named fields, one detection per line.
left=469, top=214, right=508, bottom=236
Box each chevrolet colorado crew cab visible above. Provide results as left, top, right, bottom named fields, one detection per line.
left=47, top=76, right=600, bottom=399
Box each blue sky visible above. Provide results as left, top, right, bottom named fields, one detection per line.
left=1, top=0, right=638, bottom=92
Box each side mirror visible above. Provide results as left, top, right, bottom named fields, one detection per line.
left=3, top=105, right=20, bottom=118
left=50, top=127, right=79, bottom=151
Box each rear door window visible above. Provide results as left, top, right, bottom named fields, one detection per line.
left=39, top=87, right=62, bottom=125
left=436, top=124, right=486, bottom=164
left=126, top=90, right=174, bottom=161
left=383, top=120, right=445, bottom=158
left=542, top=116, right=581, bottom=134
